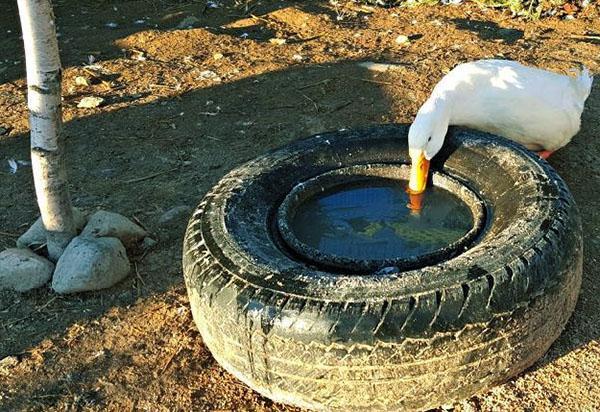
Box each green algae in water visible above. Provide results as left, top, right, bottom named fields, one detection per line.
left=289, top=180, right=473, bottom=261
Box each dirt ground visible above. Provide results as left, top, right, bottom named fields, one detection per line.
left=1, top=1, right=599, bottom=411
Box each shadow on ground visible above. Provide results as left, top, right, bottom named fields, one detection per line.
left=451, top=18, right=524, bottom=45
left=1, top=1, right=599, bottom=409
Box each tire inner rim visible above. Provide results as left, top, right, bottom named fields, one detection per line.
left=276, top=164, right=486, bottom=273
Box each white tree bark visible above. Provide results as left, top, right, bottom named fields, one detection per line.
left=18, top=0, right=75, bottom=261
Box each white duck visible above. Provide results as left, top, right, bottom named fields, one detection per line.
left=407, top=59, right=593, bottom=196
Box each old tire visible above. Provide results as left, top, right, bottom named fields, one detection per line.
left=183, top=125, right=582, bottom=411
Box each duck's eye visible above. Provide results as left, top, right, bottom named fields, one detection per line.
left=427, top=136, right=432, bottom=142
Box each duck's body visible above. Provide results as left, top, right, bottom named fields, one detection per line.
left=407, top=59, right=593, bottom=196
left=436, top=59, right=592, bottom=152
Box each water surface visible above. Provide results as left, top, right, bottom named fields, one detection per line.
left=290, top=180, right=473, bottom=261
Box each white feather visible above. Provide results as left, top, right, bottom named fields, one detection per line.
left=410, top=59, right=593, bottom=156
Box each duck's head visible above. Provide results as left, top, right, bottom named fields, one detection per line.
left=407, top=97, right=449, bottom=196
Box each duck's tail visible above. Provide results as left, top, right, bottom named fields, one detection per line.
left=574, top=66, right=593, bottom=101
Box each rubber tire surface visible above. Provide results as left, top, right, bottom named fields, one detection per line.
left=183, top=125, right=582, bottom=411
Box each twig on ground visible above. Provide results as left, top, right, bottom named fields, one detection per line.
left=123, top=167, right=180, bottom=184
left=134, top=262, right=146, bottom=287
left=161, top=345, right=183, bottom=374
left=82, top=67, right=113, bottom=90
left=262, top=105, right=301, bottom=111
left=136, top=248, right=151, bottom=263
left=569, top=34, right=600, bottom=41
left=31, top=393, right=62, bottom=400
left=348, top=76, right=394, bottom=85
left=131, top=215, right=149, bottom=232
left=296, top=90, right=319, bottom=111
left=4, top=296, right=59, bottom=328
left=111, top=136, right=143, bottom=140
left=290, top=34, right=323, bottom=43
left=149, top=84, right=177, bottom=90
left=327, top=101, right=353, bottom=113
left=249, top=13, right=270, bottom=24
left=298, top=78, right=332, bottom=90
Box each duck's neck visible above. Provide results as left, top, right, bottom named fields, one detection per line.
left=423, top=94, right=452, bottom=130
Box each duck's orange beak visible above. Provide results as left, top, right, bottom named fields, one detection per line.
left=407, top=149, right=430, bottom=213
left=408, top=149, right=430, bottom=195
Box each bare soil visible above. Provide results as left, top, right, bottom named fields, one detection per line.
left=1, top=1, right=599, bottom=411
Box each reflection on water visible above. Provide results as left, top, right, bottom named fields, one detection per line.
left=290, top=180, right=473, bottom=261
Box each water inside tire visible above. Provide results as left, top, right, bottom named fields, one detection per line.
left=288, top=179, right=473, bottom=261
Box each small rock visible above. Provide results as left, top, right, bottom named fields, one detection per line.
left=52, top=236, right=130, bottom=294
left=7, top=159, right=17, bottom=174
left=459, top=401, right=477, bottom=412
left=105, top=22, right=119, bottom=29
left=563, top=3, right=578, bottom=13
left=17, top=208, right=87, bottom=250
left=358, top=61, right=405, bottom=72
left=212, top=52, right=224, bottom=60
left=95, top=168, right=118, bottom=178
left=395, top=34, right=410, bottom=45
left=177, top=15, right=200, bottom=28
left=77, top=96, right=104, bottom=109
left=75, top=76, right=90, bottom=86
left=7, top=159, right=30, bottom=174
left=292, top=54, right=304, bottom=62
left=269, top=38, right=286, bottom=45
left=374, top=266, right=400, bottom=276
left=142, top=237, right=158, bottom=249
left=130, top=50, right=147, bottom=61
left=158, top=205, right=192, bottom=225
left=198, top=70, right=221, bottom=82
left=0, top=356, right=19, bottom=375
left=81, top=210, right=147, bottom=250
left=0, top=248, right=54, bottom=292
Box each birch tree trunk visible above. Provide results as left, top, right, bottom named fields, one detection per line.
left=18, top=0, right=75, bottom=261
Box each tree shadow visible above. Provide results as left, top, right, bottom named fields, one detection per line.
left=450, top=18, right=524, bottom=45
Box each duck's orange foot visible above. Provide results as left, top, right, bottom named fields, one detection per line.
left=537, top=150, right=554, bottom=160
